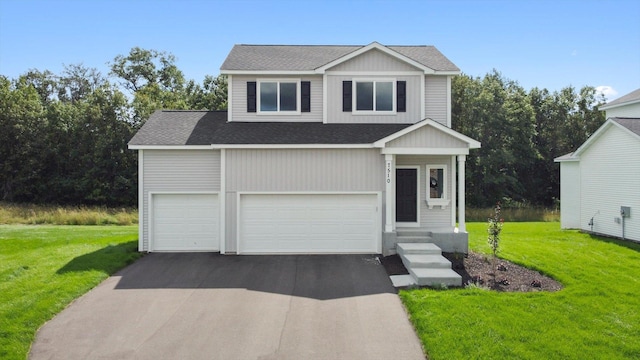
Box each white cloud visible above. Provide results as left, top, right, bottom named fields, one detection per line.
left=595, top=85, right=618, bottom=101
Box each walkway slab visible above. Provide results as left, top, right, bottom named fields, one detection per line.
left=29, top=253, right=425, bottom=360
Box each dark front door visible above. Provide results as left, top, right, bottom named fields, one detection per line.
left=396, top=168, right=417, bottom=222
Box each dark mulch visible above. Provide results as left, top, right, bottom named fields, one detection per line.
left=381, top=252, right=563, bottom=292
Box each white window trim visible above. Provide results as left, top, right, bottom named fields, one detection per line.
left=257, top=79, right=301, bottom=115
left=396, top=165, right=420, bottom=228
left=426, top=164, right=450, bottom=209
left=352, top=78, right=397, bottom=115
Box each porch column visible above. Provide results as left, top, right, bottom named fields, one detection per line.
left=457, top=155, right=466, bottom=232
left=385, top=154, right=395, bottom=232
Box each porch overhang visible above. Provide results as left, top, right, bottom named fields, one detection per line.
left=380, top=147, right=469, bottom=155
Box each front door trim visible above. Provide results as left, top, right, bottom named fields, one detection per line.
left=396, top=165, right=420, bottom=227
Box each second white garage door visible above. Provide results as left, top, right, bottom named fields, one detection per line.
left=239, top=193, right=379, bottom=254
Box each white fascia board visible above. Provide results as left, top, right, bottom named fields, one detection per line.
left=128, top=145, right=213, bottom=150
left=554, top=155, right=580, bottom=162
left=599, top=98, right=640, bottom=111
left=221, top=70, right=317, bottom=75
left=315, top=42, right=436, bottom=74
left=212, top=144, right=373, bottom=149
left=381, top=147, right=470, bottom=155
left=373, top=119, right=481, bottom=149
left=571, top=119, right=613, bottom=157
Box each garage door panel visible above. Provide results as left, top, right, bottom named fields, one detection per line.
left=152, top=194, right=219, bottom=251
left=240, top=194, right=379, bottom=254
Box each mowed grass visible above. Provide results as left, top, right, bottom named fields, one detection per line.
left=0, top=202, right=138, bottom=225
left=400, top=222, right=640, bottom=360
left=0, top=225, right=141, bottom=359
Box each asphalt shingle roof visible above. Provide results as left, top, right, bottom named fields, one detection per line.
left=612, top=117, right=640, bottom=137
left=220, top=44, right=459, bottom=72
left=128, top=111, right=412, bottom=146
left=602, top=88, right=640, bottom=108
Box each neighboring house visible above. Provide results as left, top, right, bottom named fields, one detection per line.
left=555, top=88, right=640, bottom=242
left=129, top=42, right=481, bottom=256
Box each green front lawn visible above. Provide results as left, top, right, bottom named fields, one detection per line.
left=0, top=225, right=140, bottom=360
left=400, top=222, right=640, bottom=359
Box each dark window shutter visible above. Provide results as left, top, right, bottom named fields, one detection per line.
left=301, top=81, right=311, bottom=112
left=343, top=81, right=352, bottom=112
left=397, top=81, right=406, bottom=112
left=247, top=81, right=256, bottom=112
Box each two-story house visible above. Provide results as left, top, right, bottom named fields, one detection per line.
left=129, top=42, right=481, bottom=262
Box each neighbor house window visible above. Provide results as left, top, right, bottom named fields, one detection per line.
left=258, top=80, right=300, bottom=113
left=355, top=80, right=395, bottom=113
left=426, top=165, right=450, bottom=209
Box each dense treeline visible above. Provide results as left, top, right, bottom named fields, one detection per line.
left=1, top=48, right=605, bottom=207
left=0, top=48, right=227, bottom=206
left=452, top=71, right=606, bottom=207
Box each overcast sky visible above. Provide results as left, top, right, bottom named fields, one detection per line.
left=1, top=0, right=638, bottom=100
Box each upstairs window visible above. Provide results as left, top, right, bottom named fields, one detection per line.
left=259, top=80, right=299, bottom=113
left=343, top=80, right=405, bottom=114
left=247, top=80, right=310, bottom=114
left=355, top=80, right=394, bottom=113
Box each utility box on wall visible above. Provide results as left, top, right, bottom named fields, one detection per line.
left=621, top=206, right=631, bottom=218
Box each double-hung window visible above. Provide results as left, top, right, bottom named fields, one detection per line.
left=355, top=80, right=395, bottom=113
left=258, top=80, right=300, bottom=114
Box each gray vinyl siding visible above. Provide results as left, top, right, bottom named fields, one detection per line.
left=387, top=125, right=468, bottom=148
left=325, top=74, right=422, bottom=123
left=224, top=148, right=384, bottom=252
left=327, top=48, right=422, bottom=72
left=425, top=75, right=448, bottom=126
left=579, top=126, right=640, bottom=241
left=230, top=75, right=323, bottom=122
left=142, top=150, right=221, bottom=251
left=605, top=103, right=640, bottom=118
left=396, top=155, right=454, bottom=229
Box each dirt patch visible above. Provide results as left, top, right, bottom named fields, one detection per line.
left=381, top=252, right=563, bottom=292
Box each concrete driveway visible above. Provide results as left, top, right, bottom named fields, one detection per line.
left=30, top=253, right=425, bottom=360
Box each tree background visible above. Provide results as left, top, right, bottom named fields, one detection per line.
left=0, top=48, right=227, bottom=206
left=0, top=48, right=604, bottom=207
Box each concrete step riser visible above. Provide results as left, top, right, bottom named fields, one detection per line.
left=401, top=259, right=451, bottom=269
left=409, top=268, right=462, bottom=287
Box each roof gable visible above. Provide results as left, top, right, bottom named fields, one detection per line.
left=572, top=117, right=640, bottom=157
left=219, top=42, right=459, bottom=74
left=373, top=119, right=480, bottom=149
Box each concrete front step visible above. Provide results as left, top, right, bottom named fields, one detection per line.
left=409, top=268, right=462, bottom=287
left=397, top=243, right=442, bottom=256
left=395, top=235, right=433, bottom=243
left=401, top=254, right=452, bottom=269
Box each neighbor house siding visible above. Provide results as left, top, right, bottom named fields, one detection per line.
left=224, top=148, right=384, bottom=252
left=579, top=126, right=640, bottom=241
left=325, top=74, right=422, bottom=124
left=396, top=155, right=454, bottom=229
left=386, top=125, right=468, bottom=148
left=327, top=48, right=422, bottom=72
left=559, top=161, right=581, bottom=229
left=142, top=150, right=221, bottom=251
left=425, top=75, right=448, bottom=126
left=605, top=103, right=640, bottom=118
left=230, top=75, right=323, bottom=122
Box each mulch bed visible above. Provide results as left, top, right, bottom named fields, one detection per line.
left=380, top=252, right=563, bottom=292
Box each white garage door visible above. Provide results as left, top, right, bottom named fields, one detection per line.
left=152, top=194, right=219, bottom=251
left=239, top=194, right=379, bottom=254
